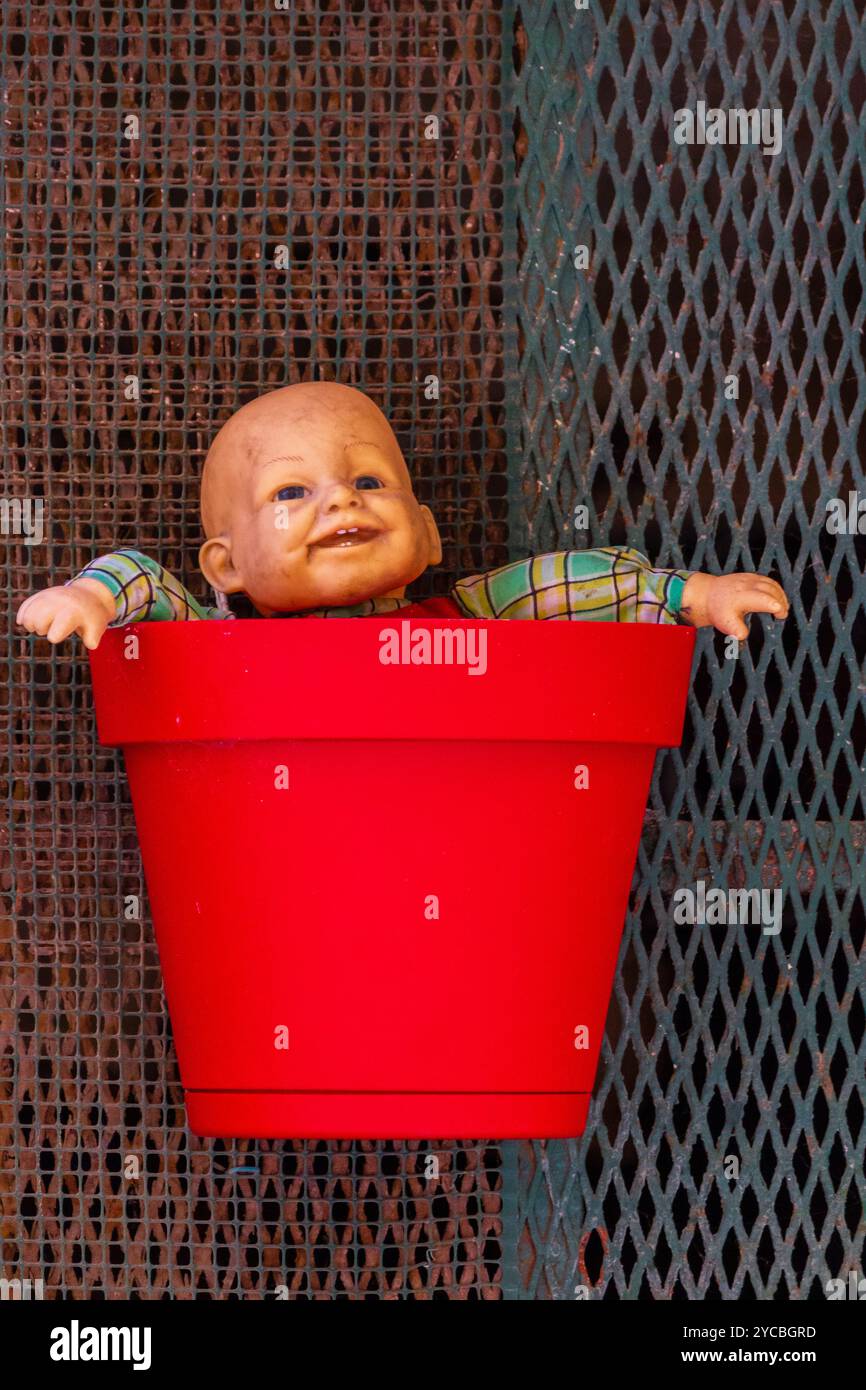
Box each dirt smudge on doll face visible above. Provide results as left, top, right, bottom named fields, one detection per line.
left=198, top=382, right=442, bottom=614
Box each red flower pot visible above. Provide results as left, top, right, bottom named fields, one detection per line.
left=89, top=617, right=694, bottom=1138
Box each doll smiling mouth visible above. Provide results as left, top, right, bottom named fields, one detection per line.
left=311, top=526, right=381, bottom=549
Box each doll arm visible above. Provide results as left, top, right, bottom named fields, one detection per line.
left=452, top=547, right=691, bottom=625
left=71, top=549, right=224, bottom=624
left=17, top=549, right=225, bottom=650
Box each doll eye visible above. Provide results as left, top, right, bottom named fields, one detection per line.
left=274, top=484, right=307, bottom=501
left=354, top=475, right=383, bottom=490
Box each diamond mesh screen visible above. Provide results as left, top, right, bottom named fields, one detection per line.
left=1, top=0, right=508, bottom=1299
left=509, top=0, right=866, bottom=1298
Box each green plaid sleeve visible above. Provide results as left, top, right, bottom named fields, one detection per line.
left=452, top=548, right=692, bottom=625
left=71, top=549, right=225, bottom=624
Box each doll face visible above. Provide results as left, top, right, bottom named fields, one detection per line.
left=198, top=384, right=442, bottom=614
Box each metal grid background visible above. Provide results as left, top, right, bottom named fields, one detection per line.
left=2, top=0, right=865, bottom=1304
left=508, top=0, right=866, bottom=1298
left=1, top=0, right=508, bottom=1298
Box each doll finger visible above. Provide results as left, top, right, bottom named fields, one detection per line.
left=17, top=599, right=50, bottom=634
left=749, top=577, right=784, bottom=597
left=45, top=609, right=79, bottom=644
left=770, top=586, right=790, bottom=614
left=752, top=578, right=788, bottom=607
left=741, top=576, right=784, bottom=604
left=740, top=593, right=786, bottom=618
left=742, top=593, right=784, bottom=611
left=79, top=620, right=106, bottom=651
left=739, top=571, right=782, bottom=589
left=757, top=590, right=787, bottom=612
left=714, top=604, right=749, bottom=639
left=16, top=593, right=49, bottom=626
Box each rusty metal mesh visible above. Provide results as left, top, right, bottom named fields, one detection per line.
left=1, top=0, right=507, bottom=1298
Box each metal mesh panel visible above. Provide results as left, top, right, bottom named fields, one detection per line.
left=1, top=0, right=507, bottom=1298
left=5, top=0, right=865, bottom=1305
left=509, top=0, right=866, bottom=1297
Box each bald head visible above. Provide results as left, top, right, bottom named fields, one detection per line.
left=195, top=380, right=441, bottom=614
left=200, top=382, right=408, bottom=539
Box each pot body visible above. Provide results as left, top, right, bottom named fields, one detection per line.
left=89, top=617, right=694, bottom=1138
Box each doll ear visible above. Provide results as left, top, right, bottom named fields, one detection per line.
left=420, top=505, right=443, bottom=566
left=199, top=536, right=245, bottom=595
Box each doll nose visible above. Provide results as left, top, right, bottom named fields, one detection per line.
left=322, top=481, right=361, bottom=511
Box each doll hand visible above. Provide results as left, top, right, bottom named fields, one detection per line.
left=679, top=572, right=789, bottom=639
left=16, top=578, right=116, bottom=651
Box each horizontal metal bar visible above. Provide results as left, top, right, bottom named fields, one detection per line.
left=643, top=818, right=866, bottom=892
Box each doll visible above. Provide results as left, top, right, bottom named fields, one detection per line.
left=16, top=382, right=789, bottom=645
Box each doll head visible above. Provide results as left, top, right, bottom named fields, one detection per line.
left=198, top=382, right=442, bottom=614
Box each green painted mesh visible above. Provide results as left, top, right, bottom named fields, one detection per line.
left=509, top=0, right=866, bottom=1298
